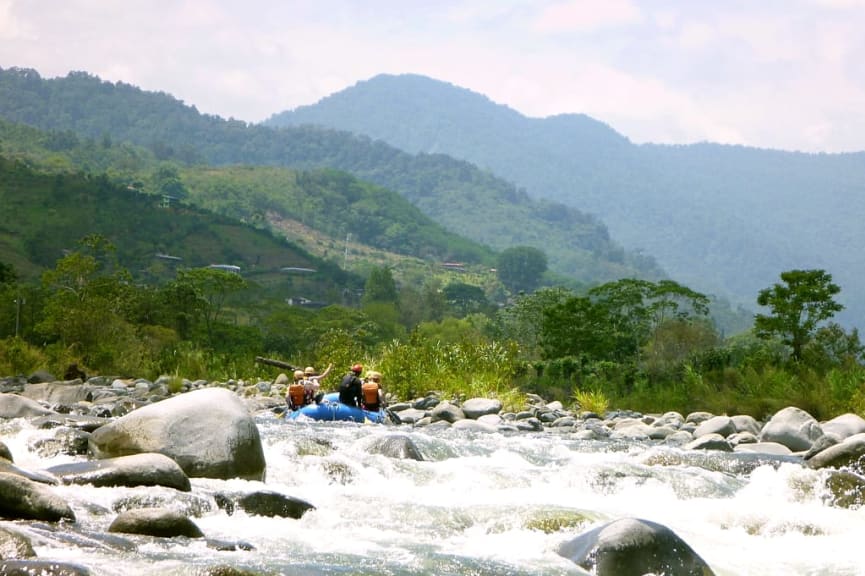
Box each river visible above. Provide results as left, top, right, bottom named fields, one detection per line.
left=3, top=411, right=865, bottom=575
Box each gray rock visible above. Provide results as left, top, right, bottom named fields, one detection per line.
left=477, top=413, right=503, bottom=427
left=29, top=427, right=91, bottom=458
left=0, top=441, right=12, bottom=462
left=821, top=413, right=865, bottom=440
left=46, top=452, right=191, bottom=491
left=557, top=517, right=716, bottom=576
left=0, top=472, right=75, bottom=522
left=0, top=393, right=55, bottom=419
left=664, top=431, right=694, bottom=446
left=430, top=401, right=465, bottom=423
left=0, top=460, right=59, bottom=484
left=823, top=470, right=865, bottom=508
left=684, top=411, right=714, bottom=425
left=392, top=408, right=427, bottom=424
left=759, top=406, right=824, bottom=452
left=26, top=371, right=56, bottom=384
left=0, top=524, right=36, bottom=559
left=108, top=507, right=204, bottom=538
left=461, top=397, right=502, bottom=419
left=733, top=442, right=793, bottom=456
left=685, top=433, right=733, bottom=452
left=806, top=432, right=865, bottom=472
left=21, top=381, right=95, bottom=406
left=366, top=434, right=424, bottom=460
left=694, top=416, right=735, bottom=438
left=727, top=431, right=758, bottom=445
left=731, top=415, right=762, bottom=436
left=89, top=388, right=265, bottom=481
left=451, top=419, right=497, bottom=432
left=214, top=490, right=315, bottom=519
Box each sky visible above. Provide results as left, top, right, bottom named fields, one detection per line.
left=2, top=0, right=865, bottom=153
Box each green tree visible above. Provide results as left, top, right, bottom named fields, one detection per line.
left=495, top=287, right=573, bottom=360
left=443, top=282, right=488, bottom=317
left=496, top=246, right=548, bottom=294
left=173, top=268, right=247, bottom=350
left=755, top=269, right=843, bottom=361
left=0, top=261, right=16, bottom=285
left=540, top=296, right=614, bottom=360
left=361, top=266, right=398, bottom=306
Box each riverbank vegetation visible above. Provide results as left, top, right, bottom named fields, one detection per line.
left=2, top=235, right=862, bottom=420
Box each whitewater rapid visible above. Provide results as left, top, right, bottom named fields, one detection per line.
left=3, top=412, right=864, bottom=575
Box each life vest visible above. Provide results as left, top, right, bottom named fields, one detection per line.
left=288, top=383, right=306, bottom=408
left=362, top=381, right=380, bottom=408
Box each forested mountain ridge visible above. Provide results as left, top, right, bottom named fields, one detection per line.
left=0, top=66, right=663, bottom=287
left=0, top=153, right=362, bottom=305
left=267, top=73, right=865, bottom=329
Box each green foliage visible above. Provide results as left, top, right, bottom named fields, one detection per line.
left=755, top=269, right=843, bottom=361
left=0, top=336, right=46, bottom=375
left=362, top=266, right=398, bottom=305
left=571, top=387, right=610, bottom=415
left=496, top=246, right=548, bottom=294
left=376, top=332, right=520, bottom=405
left=0, top=67, right=665, bottom=288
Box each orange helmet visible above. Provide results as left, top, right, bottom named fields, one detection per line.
left=351, top=363, right=363, bottom=373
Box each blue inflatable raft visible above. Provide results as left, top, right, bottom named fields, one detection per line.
left=286, top=392, right=387, bottom=423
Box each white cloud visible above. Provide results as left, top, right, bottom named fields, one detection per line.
left=0, top=0, right=864, bottom=152
left=532, top=0, right=641, bottom=33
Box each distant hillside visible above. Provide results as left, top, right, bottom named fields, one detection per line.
left=0, top=153, right=360, bottom=305
left=0, top=66, right=665, bottom=287
left=267, top=73, right=865, bottom=329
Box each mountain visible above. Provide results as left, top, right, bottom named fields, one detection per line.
left=0, top=153, right=361, bottom=306
left=0, top=66, right=664, bottom=288
left=267, top=73, right=865, bottom=329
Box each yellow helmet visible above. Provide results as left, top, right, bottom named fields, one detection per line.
left=293, top=370, right=305, bottom=380
left=304, top=366, right=316, bottom=376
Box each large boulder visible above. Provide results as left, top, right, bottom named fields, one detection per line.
left=693, top=415, right=735, bottom=438
left=88, top=388, right=265, bottom=481
left=557, top=517, right=716, bottom=576
left=821, top=413, right=865, bottom=440
left=366, top=434, right=424, bottom=461
left=759, top=406, right=823, bottom=452
left=0, top=394, right=55, bottom=419
left=460, top=398, right=502, bottom=419
left=108, top=508, right=204, bottom=538
left=214, top=490, right=315, bottom=519
left=0, top=472, right=75, bottom=522
left=806, top=432, right=865, bottom=473
left=21, top=381, right=95, bottom=406
left=46, top=453, right=191, bottom=491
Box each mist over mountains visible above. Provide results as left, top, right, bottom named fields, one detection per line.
left=268, top=73, right=865, bottom=329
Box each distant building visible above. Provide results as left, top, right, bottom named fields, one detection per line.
left=154, top=253, right=183, bottom=262
left=280, top=267, right=316, bottom=273
left=286, top=296, right=327, bottom=309
left=441, top=262, right=466, bottom=272
left=207, top=264, right=241, bottom=274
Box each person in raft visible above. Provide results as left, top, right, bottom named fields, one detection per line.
left=362, top=370, right=385, bottom=412
left=286, top=370, right=308, bottom=410
left=338, top=363, right=364, bottom=408
left=303, top=363, right=332, bottom=404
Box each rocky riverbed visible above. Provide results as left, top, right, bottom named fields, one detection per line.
left=2, top=370, right=865, bottom=575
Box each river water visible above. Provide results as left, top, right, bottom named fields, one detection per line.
left=4, top=412, right=865, bottom=575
